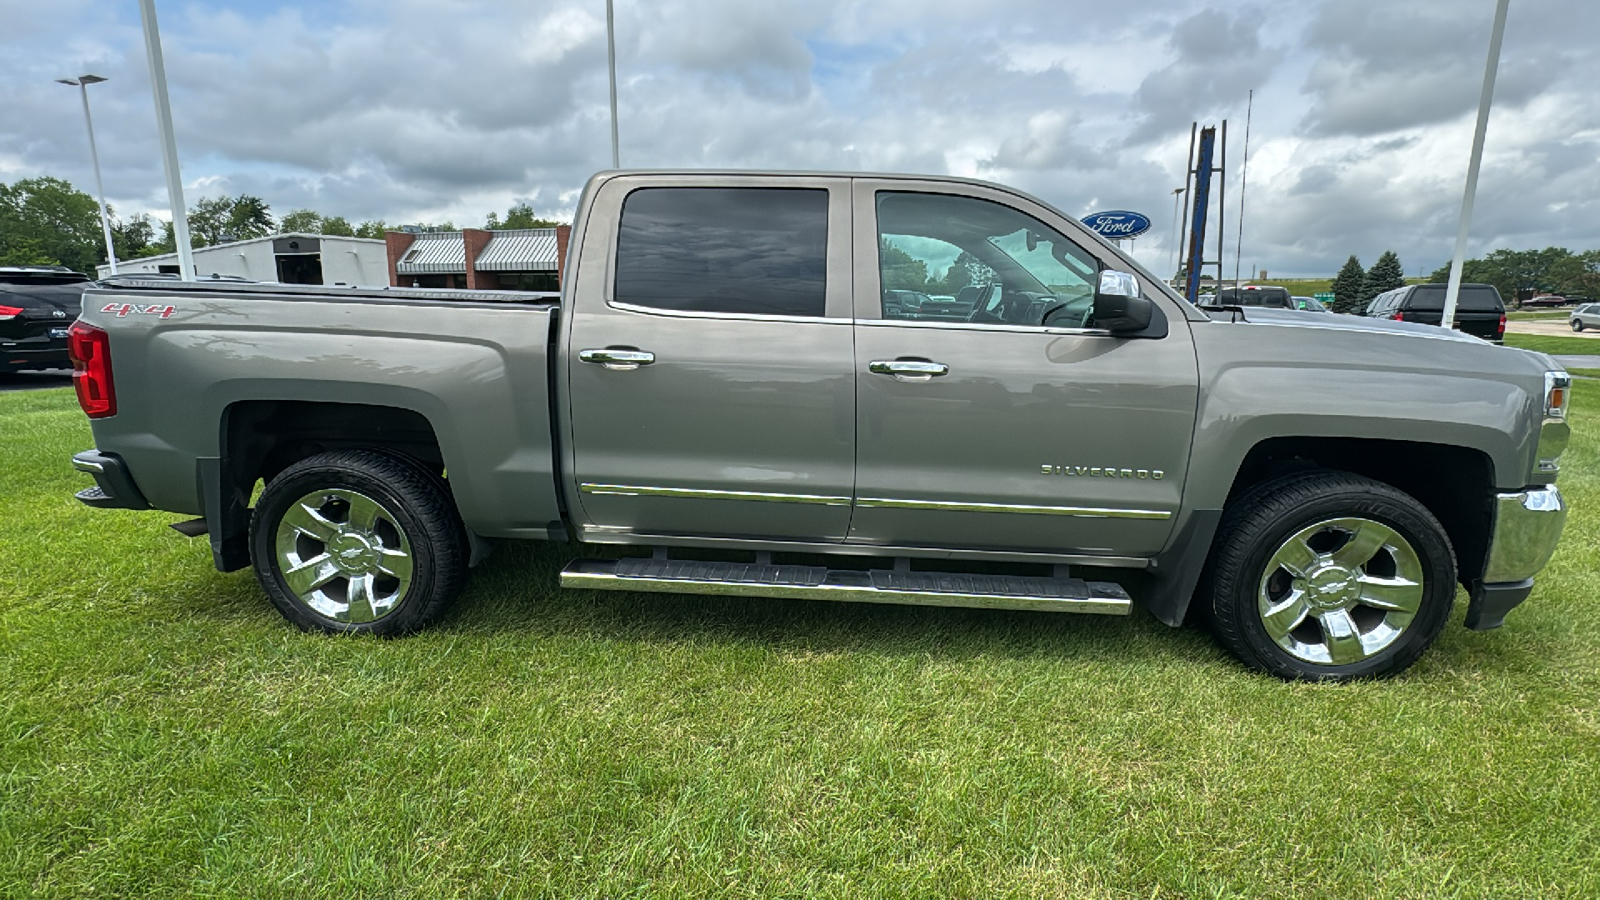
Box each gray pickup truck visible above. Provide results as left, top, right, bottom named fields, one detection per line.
left=68, top=170, right=1571, bottom=680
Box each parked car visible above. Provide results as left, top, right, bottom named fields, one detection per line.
left=67, top=170, right=1570, bottom=682
left=0, top=265, right=92, bottom=373
left=1206, top=285, right=1292, bottom=308
left=1365, top=283, right=1507, bottom=343
left=1570, top=302, right=1600, bottom=332
left=1522, top=294, right=1568, bottom=308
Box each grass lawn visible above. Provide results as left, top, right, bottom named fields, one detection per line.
left=4, top=386, right=1599, bottom=897
left=1505, top=332, right=1600, bottom=356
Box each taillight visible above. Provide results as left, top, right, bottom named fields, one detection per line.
left=68, top=321, right=116, bottom=418
left=1498, top=314, right=1507, bottom=335
left=0, top=305, right=23, bottom=321
left=1391, top=312, right=1405, bottom=321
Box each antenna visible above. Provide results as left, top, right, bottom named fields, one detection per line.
left=1234, top=89, right=1254, bottom=287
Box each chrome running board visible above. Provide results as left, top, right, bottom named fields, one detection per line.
left=560, top=557, right=1132, bottom=615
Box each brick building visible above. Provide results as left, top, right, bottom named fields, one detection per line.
left=385, top=226, right=571, bottom=291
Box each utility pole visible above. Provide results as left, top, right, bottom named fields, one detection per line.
left=1442, top=0, right=1511, bottom=328
left=57, top=75, right=117, bottom=275
left=138, top=0, right=196, bottom=281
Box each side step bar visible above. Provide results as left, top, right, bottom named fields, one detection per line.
left=560, top=557, right=1132, bottom=615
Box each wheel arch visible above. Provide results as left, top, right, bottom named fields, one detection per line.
left=1147, top=436, right=1494, bottom=627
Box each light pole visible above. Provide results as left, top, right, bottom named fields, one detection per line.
left=138, top=0, right=196, bottom=281
left=56, top=74, right=118, bottom=275
left=606, top=0, right=620, bottom=168
left=1442, top=0, right=1511, bottom=329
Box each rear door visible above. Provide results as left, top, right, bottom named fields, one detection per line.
left=847, top=179, right=1199, bottom=558
left=562, top=175, right=857, bottom=542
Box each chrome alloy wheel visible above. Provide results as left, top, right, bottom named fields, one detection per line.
left=273, top=488, right=414, bottom=624
left=1257, top=517, right=1425, bottom=666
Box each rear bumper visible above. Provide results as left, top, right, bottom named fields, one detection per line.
left=71, top=450, right=151, bottom=510
left=1, top=342, right=68, bottom=372
left=1467, top=485, right=1567, bottom=630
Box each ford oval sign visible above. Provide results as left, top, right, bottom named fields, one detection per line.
left=1082, top=210, right=1152, bottom=240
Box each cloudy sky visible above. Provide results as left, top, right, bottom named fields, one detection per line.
left=3, top=0, right=1596, bottom=277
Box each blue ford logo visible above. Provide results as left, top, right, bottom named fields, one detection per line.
left=1081, top=210, right=1152, bottom=240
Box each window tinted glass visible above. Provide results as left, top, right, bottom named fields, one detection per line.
left=614, top=187, right=828, bottom=317
left=1404, top=284, right=1503, bottom=311
left=1214, top=287, right=1290, bottom=307
left=875, top=192, right=1098, bottom=326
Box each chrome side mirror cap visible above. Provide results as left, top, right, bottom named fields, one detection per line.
left=1094, top=270, right=1154, bottom=333
left=1097, top=270, right=1140, bottom=299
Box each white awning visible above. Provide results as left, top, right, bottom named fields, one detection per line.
left=476, top=229, right=559, bottom=272
left=396, top=233, right=465, bottom=274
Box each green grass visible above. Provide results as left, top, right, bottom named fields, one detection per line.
left=4, top=387, right=1600, bottom=897
left=1505, top=332, right=1600, bottom=356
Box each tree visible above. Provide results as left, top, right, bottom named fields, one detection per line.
left=1429, top=247, right=1579, bottom=305
left=278, top=208, right=323, bottom=234
left=1330, top=255, right=1365, bottom=313
left=485, top=201, right=563, bottom=230
left=320, top=215, right=356, bottom=237
left=0, top=176, right=104, bottom=271
left=879, top=239, right=930, bottom=291
left=352, top=220, right=388, bottom=240
left=188, top=194, right=275, bottom=245
left=934, top=250, right=994, bottom=295
left=112, top=213, right=155, bottom=259
left=1362, top=250, right=1405, bottom=303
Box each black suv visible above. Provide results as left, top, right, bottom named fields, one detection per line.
left=0, top=266, right=93, bottom=373
left=1364, top=283, right=1507, bottom=344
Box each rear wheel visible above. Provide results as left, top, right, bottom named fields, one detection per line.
left=250, top=450, right=467, bottom=635
left=1204, top=472, right=1456, bottom=681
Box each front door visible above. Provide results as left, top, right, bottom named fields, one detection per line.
left=564, top=176, right=857, bottom=542
left=849, top=180, right=1200, bottom=558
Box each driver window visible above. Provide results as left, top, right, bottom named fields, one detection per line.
left=875, top=191, right=1099, bottom=327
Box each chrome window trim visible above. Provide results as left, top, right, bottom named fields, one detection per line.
left=606, top=300, right=847, bottom=325
left=856, top=496, right=1172, bottom=520
left=581, top=482, right=852, bottom=506
left=852, top=317, right=1112, bottom=337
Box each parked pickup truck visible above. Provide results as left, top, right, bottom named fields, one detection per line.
left=68, top=170, right=1571, bottom=680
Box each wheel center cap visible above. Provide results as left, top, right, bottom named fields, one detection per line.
left=1306, top=565, right=1358, bottom=608
left=329, top=531, right=378, bottom=573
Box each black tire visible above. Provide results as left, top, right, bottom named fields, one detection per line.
left=1573, top=320, right=1584, bottom=332
left=250, top=449, right=468, bottom=636
left=1203, top=471, right=1456, bottom=681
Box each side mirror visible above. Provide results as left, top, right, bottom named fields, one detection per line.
left=1094, top=270, right=1154, bottom=333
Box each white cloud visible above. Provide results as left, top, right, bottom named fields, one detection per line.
left=1, top=0, right=1596, bottom=275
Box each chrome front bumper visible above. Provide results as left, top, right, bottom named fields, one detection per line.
left=1467, top=485, right=1567, bottom=630
left=1484, top=486, right=1567, bottom=583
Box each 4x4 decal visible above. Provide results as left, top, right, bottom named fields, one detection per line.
left=101, top=302, right=176, bottom=319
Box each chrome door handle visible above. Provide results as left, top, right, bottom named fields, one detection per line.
left=579, top=348, right=656, bottom=370
left=869, top=359, right=949, bottom=381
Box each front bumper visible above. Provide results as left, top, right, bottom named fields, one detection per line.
left=1466, top=485, right=1567, bottom=630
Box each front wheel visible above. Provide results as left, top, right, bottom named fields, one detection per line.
left=1573, top=320, right=1585, bottom=332
left=1203, top=472, right=1456, bottom=681
left=250, top=449, right=467, bottom=635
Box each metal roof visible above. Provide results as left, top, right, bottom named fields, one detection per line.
left=476, top=228, right=559, bottom=271
left=396, top=233, right=466, bottom=274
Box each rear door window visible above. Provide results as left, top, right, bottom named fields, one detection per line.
left=614, top=187, right=828, bottom=317
left=1403, top=284, right=1504, bottom=312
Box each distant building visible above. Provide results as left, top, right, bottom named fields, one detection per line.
left=96, top=234, right=387, bottom=286
left=386, top=226, right=571, bottom=291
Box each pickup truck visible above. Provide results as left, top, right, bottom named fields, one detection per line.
left=68, top=170, right=1571, bottom=681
